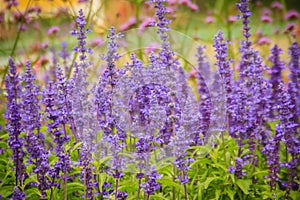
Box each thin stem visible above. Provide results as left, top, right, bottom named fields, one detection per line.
left=137, top=178, right=141, bottom=200
left=172, top=165, right=176, bottom=200
left=115, top=178, right=119, bottom=200
left=50, top=178, right=55, bottom=200
left=183, top=183, right=188, bottom=200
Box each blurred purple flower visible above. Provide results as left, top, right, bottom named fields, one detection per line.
left=271, top=1, right=283, bottom=10
left=284, top=22, right=296, bottom=33
left=178, top=0, right=199, bottom=12
left=138, top=17, right=155, bottom=34
left=4, top=0, right=19, bottom=9
left=261, top=8, right=272, bottom=16
left=260, top=15, right=273, bottom=23
left=285, top=10, right=300, bottom=20
left=228, top=15, right=237, bottom=23
left=119, top=17, right=136, bottom=31
left=205, top=16, right=215, bottom=24
left=145, top=42, right=160, bottom=54
left=88, top=37, right=104, bottom=47
left=47, top=26, right=60, bottom=36
left=257, top=36, right=271, bottom=45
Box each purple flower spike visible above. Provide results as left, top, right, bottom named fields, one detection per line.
left=213, top=31, right=233, bottom=134
left=21, top=60, right=50, bottom=197
left=236, top=0, right=252, bottom=76
left=72, top=9, right=93, bottom=62
left=4, top=57, right=26, bottom=187
left=269, top=45, right=284, bottom=118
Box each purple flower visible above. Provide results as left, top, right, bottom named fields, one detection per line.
left=213, top=31, right=233, bottom=135
left=60, top=42, right=70, bottom=72
left=79, top=145, right=95, bottom=199
left=21, top=60, right=50, bottom=197
left=4, top=57, right=25, bottom=186
left=71, top=9, right=93, bottom=61
left=47, top=26, right=60, bottom=36
left=269, top=45, right=284, bottom=118
left=236, top=0, right=252, bottom=76
left=12, top=186, right=25, bottom=200
left=277, top=83, right=299, bottom=194
left=43, top=81, right=72, bottom=185
left=271, top=1, right=283, bottom=10
left=260, top=15, right=273, bottom=23
left=141, top=170, right=162, bottom=195
left=262, top=123, right=282, bottom=191
left=284, top=10, right=300, bottom=20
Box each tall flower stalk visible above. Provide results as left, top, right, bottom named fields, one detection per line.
left=4, top=57, right=26, bottom=190
left=21, top=60, right=50, bottom=198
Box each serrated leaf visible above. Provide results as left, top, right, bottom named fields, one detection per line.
left=235, top=179, right=251, bottom=195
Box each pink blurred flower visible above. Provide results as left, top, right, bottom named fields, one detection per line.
left=256, top=29, right=263, bottom=38
left=284, top=23, right=296, bottom=33
left=138, top=17, right=155, bottom=34
left=257, top=36, right=271, bottom=45
left=178, top=0, right=199, bottom=12
left=36, top=56, right=49, bottom=67
left=261, top=8, right=272, bottom=16
left=228, top=15, right=237, bottom=23
left=145, top=42, right=160, bottom=54
left=169, top=0, right=177, bottom=5
left=0, top=12, right=4, bottom=24
left=28, top=6, right=41, bottom=14
left=17, top=24, right=27, bottom=31
left=119, top=17, right=136, bottom=31
left=284, top=10, right=300, bottom=20
left=273, top=27, right=280, bottom=34
left=189, top=69, right=198, bottom=78
left=89, top=37, right=104, bottom=47
left=47, top=26, right=60, bottom=35
left=271, top=1, right=283, bottom=10
left=256, top=1, right=263, bottom=6
left=260, top=15, right=273, bottom=23
left=205, top=16, right=215, bottom=24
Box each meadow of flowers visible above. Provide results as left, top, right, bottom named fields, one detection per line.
left=0, top=0, right=299, bottom=199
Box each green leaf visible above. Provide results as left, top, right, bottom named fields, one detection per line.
left=71, top=142, right=83, bottom=152
left=24, top=175, right=38, bottom=187
left=0, top=133, right=9, bottom=140
left=25, top=188, right=41, bottom=198
left=290, top=191, right=300, bottom=200
left=67, top=182, right=84, bottom=195
left=0, top=185, right=14, bottom=198
left=151, top=194, right=169, bottom=200
left=204, top=177, right=218, bottom=189
left=158, top=177, right=182, bottom=192
left=226, top=189, right=236, bottom=200
left=235, top=179, right=251, bottom=195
